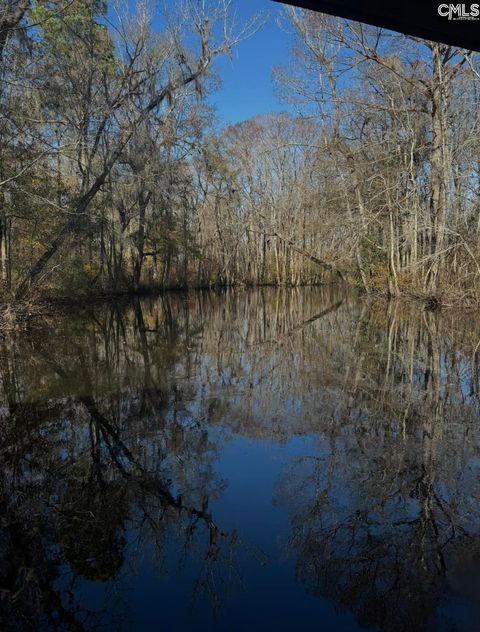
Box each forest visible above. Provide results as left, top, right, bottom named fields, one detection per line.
left=1, top=0, right=480, bottom=306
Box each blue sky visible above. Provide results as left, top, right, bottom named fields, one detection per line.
left=118, top=0, right=294, bottom=125
left=209, top=0, right=293, bottom=124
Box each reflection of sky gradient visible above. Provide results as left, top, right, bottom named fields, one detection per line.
left=74, top=434, right=366, bottom=631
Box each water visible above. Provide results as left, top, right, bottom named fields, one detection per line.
left=1, top=287, right=480, bottom=631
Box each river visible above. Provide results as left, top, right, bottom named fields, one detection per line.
left=1, top=287, right=480, bottom=631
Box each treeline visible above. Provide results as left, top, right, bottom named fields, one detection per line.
left=271, top=10, right=480, bottom=303
left=0, top=0, right=260, bottom=299
left=211, top=11, right=480, bottom=302
left=1, top=1, right=480, bottom=303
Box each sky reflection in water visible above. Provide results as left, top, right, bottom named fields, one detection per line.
left=2, top=287, right=480, bottom=631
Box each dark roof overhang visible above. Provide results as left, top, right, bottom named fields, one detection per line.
left=274, top=1, right=480, bottom=50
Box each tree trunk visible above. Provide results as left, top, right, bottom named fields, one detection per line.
left=426, top=44, right=449, bottom=293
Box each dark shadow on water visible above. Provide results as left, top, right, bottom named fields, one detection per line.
left=1, top=287, right=480, bottom=630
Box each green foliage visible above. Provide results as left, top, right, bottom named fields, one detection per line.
left=31, top=0, right=115, bottom=78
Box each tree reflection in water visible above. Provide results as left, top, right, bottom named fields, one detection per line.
left=274, top=301, right=480, bottom=632
left=0, top=288, right=480, bottom=630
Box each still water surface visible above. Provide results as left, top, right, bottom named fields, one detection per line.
left=2, top=287, right=480, bottom=631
